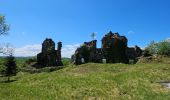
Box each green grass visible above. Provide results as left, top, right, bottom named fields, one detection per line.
left=0, top=62, right=170, bottom=100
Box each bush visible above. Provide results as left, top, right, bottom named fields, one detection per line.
left=157, top=41, right=170, bottom=56
left=25, top=58, right=36, bottom=65
left=143, top=48, right=152, bottom=57
left=145, top=41, right=158, bottom=55
left=144, top=40, right=170, bottom=56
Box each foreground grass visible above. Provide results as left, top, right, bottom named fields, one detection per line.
left=0, top=63, right=170, bottom=100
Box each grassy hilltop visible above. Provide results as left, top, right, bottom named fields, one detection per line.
left=0, top=59, right=170, bottom=99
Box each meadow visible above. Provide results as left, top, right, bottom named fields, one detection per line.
left=0, top=58, right=170, bottom=100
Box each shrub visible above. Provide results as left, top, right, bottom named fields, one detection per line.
left=25, top=58, right=36, bottom=65
left=143, top=48, right=152, bottom=57
left=157, top=41, right=170, bottom=56
left=144, top=40, right=170, bottom=56
left=145, top=41, right=158, bottom=55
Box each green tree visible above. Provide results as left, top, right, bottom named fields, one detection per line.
left=1, top=55, right=17, bottom=81
left=143, top=48, right=152, bottom=57
left=0, top=15, right=9, bottom=35
left=157, top=41, right=170, bottom=56
left=145, top=41, right=158, bottom=55
left=144, top=40, right=170, bottom=56
left=0, top=15, right=10, bottom=54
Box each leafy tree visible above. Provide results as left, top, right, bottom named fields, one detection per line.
left=1, top=55, right=17, bottom=81
left=1, top=47, right=17, bottom=82
left=157, top=41, right=170, bottom=56
left=0, top=15, right=10, bottom=54
left=145, top=41, right=158, bottom=55
left=143, top=48, right=152, bottom=57
left=144, top=40, right=170, bottom=56
left=0, top=15, right=9, bottom=35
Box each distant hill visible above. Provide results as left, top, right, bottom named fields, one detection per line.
left=62, top=57, right=71, bottom=66
left=62, top=57, right=71, bottom=61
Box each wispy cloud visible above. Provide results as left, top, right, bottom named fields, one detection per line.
left=61, top=44, right=80, bottom=58
left=128, top=31, right=135, bottom=35
left=14, top=44, right=80, bottom=58
left=14, top=44, right=41, bottom=57
left=166, top=38, right=170, bottom=42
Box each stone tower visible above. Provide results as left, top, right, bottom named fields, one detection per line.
left=37, top=38, right=63, bottom=67
left=101, top=31, right=128, bottom=63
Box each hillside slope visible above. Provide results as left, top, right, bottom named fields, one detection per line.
left=0, top=63, right=170, bottom=100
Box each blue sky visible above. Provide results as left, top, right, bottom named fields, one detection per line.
left=0, top=0, right=170, bottom=57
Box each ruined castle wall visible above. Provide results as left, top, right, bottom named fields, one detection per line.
left=37, top=38, right=63, bottom=67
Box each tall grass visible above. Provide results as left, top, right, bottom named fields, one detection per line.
left=0, top=62, right=170, bottom=99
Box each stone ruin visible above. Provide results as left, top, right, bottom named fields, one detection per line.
left=102, top=32, right=128, bottom=63
left=126, top=45, right=143, bottom=63
left=72, top=31, right=143, bottom=65
left=37, top=38, right=63, bottom=67
left=71, top=40, right=103, bottom=65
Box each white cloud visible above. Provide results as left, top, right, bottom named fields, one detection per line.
left=61, top=44, right=80, bottom=58
left=166, top=38, right=170, bottom=42
left=14, top=44, right=41, bottom=57
left=14, top=44, right=80, bottom=58
left=128, top=31, right=135, bottom=35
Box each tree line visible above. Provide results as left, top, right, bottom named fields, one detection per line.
left=0, top=15, right=17, bottom=82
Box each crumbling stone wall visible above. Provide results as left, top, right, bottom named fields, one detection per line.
left=37, top=38, right=63, bottom=67
left=71, top=40, right=103, bottom=65
left=126, top=45, right=143, bottom=62
left=101, top=31, right=128, bottom=63
left=72, top=31, right=142, bottom=65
